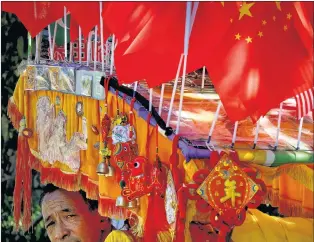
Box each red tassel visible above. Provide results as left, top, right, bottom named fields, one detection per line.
left=13, top=136, right=24, bottom=230
left=7, top=98, right=23, bottom=130
left=13, top=135, right=35, bottom=231
left=143, top=194, right=169, bottom=241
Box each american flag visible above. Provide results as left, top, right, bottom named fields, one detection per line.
left=295, top=88, right=314, bottom=120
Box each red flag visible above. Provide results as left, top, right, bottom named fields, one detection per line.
left=102, top=2, right=186, bottom=86
left=292, top=2, right=313, bottom=57
left=69, top=17, right=79, bottom=42
left=192, top=2, right=313, bottom=121
left=2, top=2, right=63, bottom=37
left=63, top=2, right=100, bottom=39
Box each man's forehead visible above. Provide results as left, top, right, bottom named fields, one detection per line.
left=41, top=190, right=83, bottom=218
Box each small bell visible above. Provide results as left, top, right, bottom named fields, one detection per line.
left=116, top=195, right=127, bottom=207
left=127, top=198, right=139, bottom=209
left=105, top=165, right=115, bottom=177
left=96, top=161, right=109, bottom=176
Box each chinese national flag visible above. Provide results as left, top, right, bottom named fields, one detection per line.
left=102, top=2, right=186, bottom=86
left=190, top=2, right=313, bottom=122
left=1, top=2, right=63, bottom=37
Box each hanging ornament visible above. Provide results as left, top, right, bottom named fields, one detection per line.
left=113, top=141, right=138, bottom=170
left=196, top=151, right=266, bottom=238
left=76, top=101, right=84, bottom=117
left=91, top=125, right=99, bottom=135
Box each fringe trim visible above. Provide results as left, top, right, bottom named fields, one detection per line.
left=264, top=187, right=313, bottom=218
left=40, top=166, right=81, bottom=192
left=277, top=165, right=314, bottom=192
left=248, top=163, right=313, bottom=192
left=278, top=197, right=314, bottom=218
left=7, top=97, right=23, bottom=130
left=99, top=196, right=128, bottom=220
left=31, top=156, right=99, bottom=200
left=80, top=174, right=99, bottom=200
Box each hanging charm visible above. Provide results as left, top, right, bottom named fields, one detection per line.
left=76, top=101, right=84, bottom=117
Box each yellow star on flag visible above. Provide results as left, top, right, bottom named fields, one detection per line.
left=235, top=33, right=241, bottom=40
left=262, top=20, right=267, bottom=25
left=284, top=25, right=288, bottom=31
left=258, top=31, right=263, bottom=37
left=221, top=2, right=225, bottom=7
left=239, top=2, right=255, bottom=20
left=230, top=18, right=233, bottom=23
left=245, top=36, right=253, bottom=43
left=273, top=16, right=276, bottom=21
left=287, top=13, right=292, bottom=20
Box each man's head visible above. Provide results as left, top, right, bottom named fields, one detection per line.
left=40, top=184, right=111, bottom=242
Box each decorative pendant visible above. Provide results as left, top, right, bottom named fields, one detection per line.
left=55, top=96, right=61, bottom=106
left=93, top=142, right=100, bottom=150
left=91, top=125, right=99, bottom=135
left=76, top=101, right=84, bottom=117
left=22, top=128, right=33, bottom=138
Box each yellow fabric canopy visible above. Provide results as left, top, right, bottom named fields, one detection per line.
left=8, top=74, right=314, bottom=241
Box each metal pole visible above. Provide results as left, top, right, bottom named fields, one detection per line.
left=207, top=101, right=222, bottom=144
left=158, top=84, right=165, bottom=116
left=253, top=117, right=261, bottom=149
left=176, top=2, right=194, bottom=133
left=274, top=102, right=283, bottom=150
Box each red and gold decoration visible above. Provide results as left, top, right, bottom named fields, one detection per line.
left=196, top=151, right=266, bottom=240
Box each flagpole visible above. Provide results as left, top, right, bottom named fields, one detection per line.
left=110, top=35, right=115, bottom=75
left=35, top=34, right=39, bottom=63
left=176, top=2, right=196, bottom=133
left=231, top=121, right=239, bottom=149
left=69, top=43, right=73, bottom=62
left=79, top=27, right=82, bottom=64
left=100, top=1, right=104, bottom=72
left=52, top=22, right=57, bottom=58
left=166, top=53, right=184, bottom=127
left=94, top=26, right=98, bottom=71
left=133, top=81, right=138, bottom=98
left=158, top=84, right=165, bottom=116
left=47, top=25, right=53, bottom=60
left=274, top=102, right=283, bottom=151
left=201, top=66, right=205, bottom=90
left=296, top=117, right=304, bottom=150
left=64, top=6, right=67, bottom=61
left=86, top=31, right=92, bottom=66
left=253, top=117, right=261, bottom=149
left=149, top=88, right=153, bottom=113
left=207, top=101, right=222, bottom=144
left=27, top=33, right=32, bottom=64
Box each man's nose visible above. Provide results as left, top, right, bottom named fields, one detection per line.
left=54, top=222, right=70, bottom=241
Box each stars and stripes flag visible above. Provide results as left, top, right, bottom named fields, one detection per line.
left=295, top=88, right=314, bottom=119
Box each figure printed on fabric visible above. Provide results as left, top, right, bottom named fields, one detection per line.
left=36, top=96, right=87, bottom=172
left=112, top=124, right=136, bottom=145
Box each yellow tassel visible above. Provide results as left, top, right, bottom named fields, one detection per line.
left=278, top=165, right=313, bottom=191
left=157, top=230, right=173, bottom=242
left=130, top=214, right=144, bottom=238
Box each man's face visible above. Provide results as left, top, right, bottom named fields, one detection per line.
left=41, top=189, right=109, bottom=242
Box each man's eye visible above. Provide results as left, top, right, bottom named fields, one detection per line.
left=46, top=221, right=55, bottom=229
left=66, top=214, right=76, bottom=219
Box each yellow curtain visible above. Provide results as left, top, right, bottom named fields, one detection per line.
left=232, top=209, right=313, bottom=242
left=9, top=74, right=313, bottom=232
